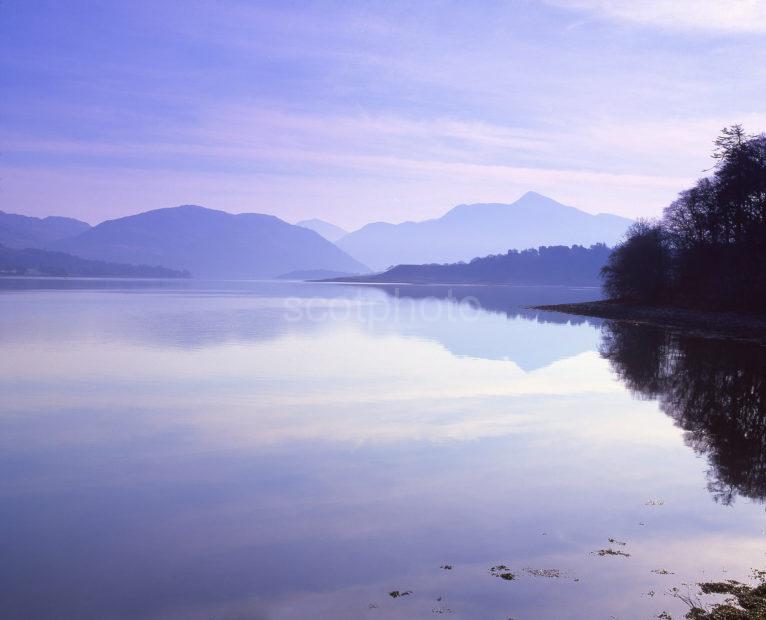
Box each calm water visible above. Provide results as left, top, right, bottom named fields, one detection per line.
left=1, top=279, right=764, bottom=619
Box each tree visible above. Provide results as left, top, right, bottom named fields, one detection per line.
left=601, top=126, right=766, bottom=311
left=601, top=220, right=670, bottom=303
left=712, top=124, right=749, bottom=163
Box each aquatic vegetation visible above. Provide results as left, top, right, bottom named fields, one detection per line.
left=388, top=590, right=412, bottom=598
left=608, top=538, right=627, bottom=546
left=524, top=568, right=563, bottom=578
left=679, top=570, right=766, bottom=619
left=489, top=565, right=516, bottom=581
left=652, top=569, right=676, bottom=575
left=440, top=565, right=453, bottom=570
left=593, top=548, right=631, bottom=557
left=431, top=605, right=454, bottom=614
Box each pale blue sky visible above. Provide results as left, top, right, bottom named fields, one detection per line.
left=1, top=0, right=765, bottom=227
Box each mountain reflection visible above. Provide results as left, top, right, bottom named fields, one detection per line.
left=363, top=284, right=603, bottom=370
left=368, top=283, right=603, bottom=325
left=600, top=322, right=766, bottom=504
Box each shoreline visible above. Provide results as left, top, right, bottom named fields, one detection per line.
left=532, top=300, right=766, bottom=345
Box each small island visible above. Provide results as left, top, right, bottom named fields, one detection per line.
left=537, top=126, right=766, bottom=343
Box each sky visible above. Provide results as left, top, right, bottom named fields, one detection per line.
left=1, top=0, right=765, bottom=229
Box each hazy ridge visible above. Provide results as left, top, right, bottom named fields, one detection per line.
left=0, top=211, right=91, bottom=249
left=296, top=219, right=348, bottom=242
left=3, top=193, right=629, bottom=281
left=51, top=205, right=367, bottom=279
left=337, top=192, right=631, bottom=269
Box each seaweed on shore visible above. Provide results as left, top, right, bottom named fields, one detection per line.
left=669, top=570, right=766, bottom=619
left=593, top=548, right=630, bottom=557
left=389, top=590, right=412, bottom=598
left=489, top=565, right=516, bottom=581
left=524, top=568, right=563, bottom=578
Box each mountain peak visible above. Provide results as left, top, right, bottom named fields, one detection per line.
left=514, top=191, right=567, bottom=208
left=337, top=194, right=632, bottom=269
left=519, top=190, right=548, bottom=201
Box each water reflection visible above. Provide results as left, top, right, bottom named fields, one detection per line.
left=2, top=280, right=766, bottom=619
left=361, top=284, right=603, bottom=370
left=600, top=322, right=766, bottom=505
left=0, top=279, right=603, bottom=370
left=367, top=283, right=602, bottom=325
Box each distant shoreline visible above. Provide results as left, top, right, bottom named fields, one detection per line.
left=533, top=300, right=766, bottom=344
left=316, top=278, right=601, bottom=288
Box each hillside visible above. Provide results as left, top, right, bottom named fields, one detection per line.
left=0, top=211, right=91, bottom=249
left=328, top=244, right=611, bottom=286
left=296, top=219, right=348, bottom=242
left=51, top=205, right=368, bottom=279
left=336, top=192, right=631, bottom=269
left=0, top=244, right=188, bottom=278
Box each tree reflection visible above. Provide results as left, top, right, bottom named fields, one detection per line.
left=600, top=322, right=766, bottom=504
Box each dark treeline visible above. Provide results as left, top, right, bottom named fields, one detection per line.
left=337, top=244, right=611, bottom=285
left=600, top=322, right=766, bottom=505
left=0, top=244, right=189, bottom=278
left=602, top=125, right=766, bottom=312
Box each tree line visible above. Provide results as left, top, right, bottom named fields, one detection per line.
left=356, top=243, right=611, bottom=285
left=602, top=125, right=766, bottom=312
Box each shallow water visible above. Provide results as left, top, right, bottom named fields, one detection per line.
left=1, top=279, right=764, bottom=619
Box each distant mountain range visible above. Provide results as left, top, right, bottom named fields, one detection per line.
left=296, top=219, right=348, bottom=242
left=0, top=192, right=629, bottom=280
left=329, top=244, right=611, bottom=286
left=0, top=211, right=91, bottom=249
left=336, top=192, right=631, bottom=269
left=51, top=205, right=367, bottom=278
left=0, top=244, right=188, bottom=278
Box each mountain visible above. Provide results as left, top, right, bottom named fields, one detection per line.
left=328, top=244, right=611, bottom=286
left=51, top=205, right=367, bottom=279
left=296, top=218, right=348, bottom=242
left=0, top=244, right=188, bottom=278
left=336, top=192, right=632, bottom=269
left=0, top=211, right=91, bottom=249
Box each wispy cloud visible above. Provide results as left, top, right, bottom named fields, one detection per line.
left=1, top=1, right=764, bottom=224
left=2, top=104, right=701, bottom=225
left=547, top=0, right=766, bottom=33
